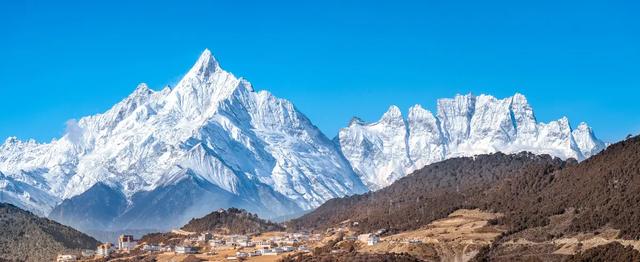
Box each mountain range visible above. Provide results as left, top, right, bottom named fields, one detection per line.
left=337, top=94, right=606, bottom=189
left=0, top=49, right=606, bottom=235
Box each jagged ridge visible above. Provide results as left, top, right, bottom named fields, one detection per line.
left=337, top=93, right=606, bottom=189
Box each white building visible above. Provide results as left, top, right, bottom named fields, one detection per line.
left=56, top=254, right=76, bottom=262
left=175, top=245, right=197, bottom=254
left=198, top=232, right=212, bottom=242
left=367, top=235, right=380, bottom=246
left=209, top=239, right=226, bottom=247
left=118, top=235, right=137, bottom=251
left=142, top=244, right=161, bottom=252
left=229, top=235, right=249, bottom=244
left=256, top=241, right=273, bottom=249
left=280, top=238, right=299, bottom=245
left=238, top=240, right=255, bottom=247
left=357, top=233, right=372, bottom=243
left=282, top=246, right=295, bottom=252
left=262, top=248, right=284, bottom=256
left=96, top=243, right=115, bottom=257
left=81, top=249, right=95, bottom=257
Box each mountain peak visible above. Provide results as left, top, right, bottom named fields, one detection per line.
left=187, top=48, right=220, bottom=78
left=383, top=105, right=402, bottom=117
left=409, top=104, right=425, bottom=112
left=135, top=82, right=150, bottom=91
left=348, top=117, right=365, bottom=126
left=559, top=116, right=571, bottom=126
left=3, top=136, right=18, bottom=145
left=512, top=92, right=527, bottom=101
left=167, top=49, right=243, bottom=117
left=573, top=122, right=598, bottom=139
left=408, top=104, right=435, bottom=120
left=378, top=105, right=403, bottom=124
left=132, top=83, right=153, bottom=97
left=437, top=93, right=476, bottom=114
left=576, top=122, right=591, bottom=131
left=1, top=137, right=37, bottom=148
left=572, top=122, right=606, bottom=158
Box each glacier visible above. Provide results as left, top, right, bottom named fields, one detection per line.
left=337, top=93, right=606, bottom=190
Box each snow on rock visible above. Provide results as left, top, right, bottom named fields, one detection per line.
left=338, top=93, right=606, bottom=190
left=337, top=106, right=414, bottom=190
left=572, top=122, right=607, bottom=158
left=0, top=49, right=367, bottom=225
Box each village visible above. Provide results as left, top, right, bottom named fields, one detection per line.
left=55, top=226, right=384, bottom=262
left=54, top=208, right=508, bottom=261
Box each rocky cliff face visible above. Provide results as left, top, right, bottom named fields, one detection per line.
left=337, top=93, right=605, bottom=189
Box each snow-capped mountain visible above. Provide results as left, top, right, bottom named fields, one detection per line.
left=0, top=49, right=366, bottom=231
left=0, top=49, right=608, bottom=233
left=337, top=93, right=606, bottom=190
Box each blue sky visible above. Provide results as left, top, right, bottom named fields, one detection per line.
left=0, top=0, right=638, bottom=142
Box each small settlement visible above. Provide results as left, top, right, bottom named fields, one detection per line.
left=56, top=231, right=319, bottom=261
left=56, top=224, right=389, bottom=261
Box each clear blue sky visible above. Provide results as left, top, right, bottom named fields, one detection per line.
left=1, top=0, right=638, bottom=143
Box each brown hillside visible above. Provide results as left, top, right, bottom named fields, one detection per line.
left=567, top=242, right=640, bottom=262
left=478, top=135, right=640, bottom=239
left=289, top=136, right=640, bottom=259
left=181, top=207, right=283, bottom=234
left=0, top=203, right=100, bottom=262
left=288, top=152, right=568, bottom=234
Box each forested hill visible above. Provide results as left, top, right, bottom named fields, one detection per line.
left=0, top=203, right=99, bottom=262
left=289, top=136, right=640, bottom=260
left=287, top=151, right=569, bottom=234
left=181, top=208, right=284, bottom=234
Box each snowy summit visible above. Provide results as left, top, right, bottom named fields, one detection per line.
left=0, top=49, right=367, bottom=231
left=337, top=93, right=606, bottom=190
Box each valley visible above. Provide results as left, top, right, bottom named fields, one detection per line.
left=6, top=133, right=640, bottom=261
left=48, top=206, right=640, bottom=261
